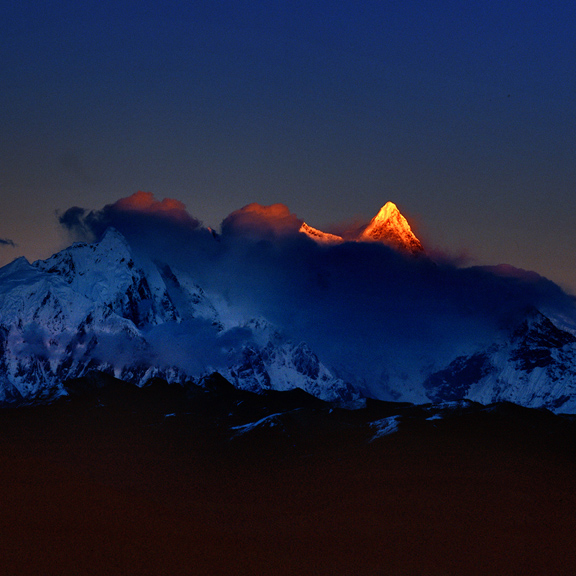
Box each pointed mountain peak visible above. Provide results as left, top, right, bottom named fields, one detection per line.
left=298, top=202, right=424, bottom=254
left=299, top=222, right=343, bottom=244
left=97, top=227, right=132, bottom=251
left=359, top=202, right=424, bottom=254
left=0, top=256, right=40, bottom=287
left=0, top=255, right=33, bottom=274
left=372, top=201, right=402, bottom=222
left=36, top=227, right=134, bottom=279
left=514, top=307, right=576, bottom=343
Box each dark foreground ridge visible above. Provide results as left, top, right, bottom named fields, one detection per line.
left=1, top=372, right=576, bottom=575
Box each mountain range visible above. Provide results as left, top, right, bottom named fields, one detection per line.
left=1, top=201, right=576, bottom=413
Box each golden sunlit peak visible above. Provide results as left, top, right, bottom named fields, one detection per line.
left=374, top=201, right=400, bottom=221
left=298, top=201, right=424, bottom=255
left=360, top=201, right=424, bottom=254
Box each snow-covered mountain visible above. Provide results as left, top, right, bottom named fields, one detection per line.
left=2, top=206, right=576, bottom=413
left=423, top=309, right=576, bottom=412
left=0, top=228, right=353, bottom=405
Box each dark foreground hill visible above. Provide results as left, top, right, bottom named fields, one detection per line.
left=1, top=373, right=576, bottom=575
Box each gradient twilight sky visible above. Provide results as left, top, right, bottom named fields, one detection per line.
left=1, top=1, right=575, bottom=292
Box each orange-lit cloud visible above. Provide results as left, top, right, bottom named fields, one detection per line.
left=113, top=191, right=198, bottom=226
left=115, top=191, right=184, bottom=213
left=221, top=203, right=303, bottom=238
left=58, top=191, right=202, bottom=242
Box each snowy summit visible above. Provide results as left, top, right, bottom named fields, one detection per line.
left=358, top=202, right=424, bottom=254
left=300, top=201, right=424, bottom=254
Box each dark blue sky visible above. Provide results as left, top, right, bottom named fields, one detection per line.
left=1, top=1, right=575, bottom=292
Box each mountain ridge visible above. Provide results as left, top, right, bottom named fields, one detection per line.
left=1, top=205, right=576, bottom=412
left=299, top=201, right=425, bottom=254
left=0, top=228, right=355, bottom=405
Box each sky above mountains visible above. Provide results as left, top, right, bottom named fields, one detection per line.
left=1, top=1, right=575, bottom=292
